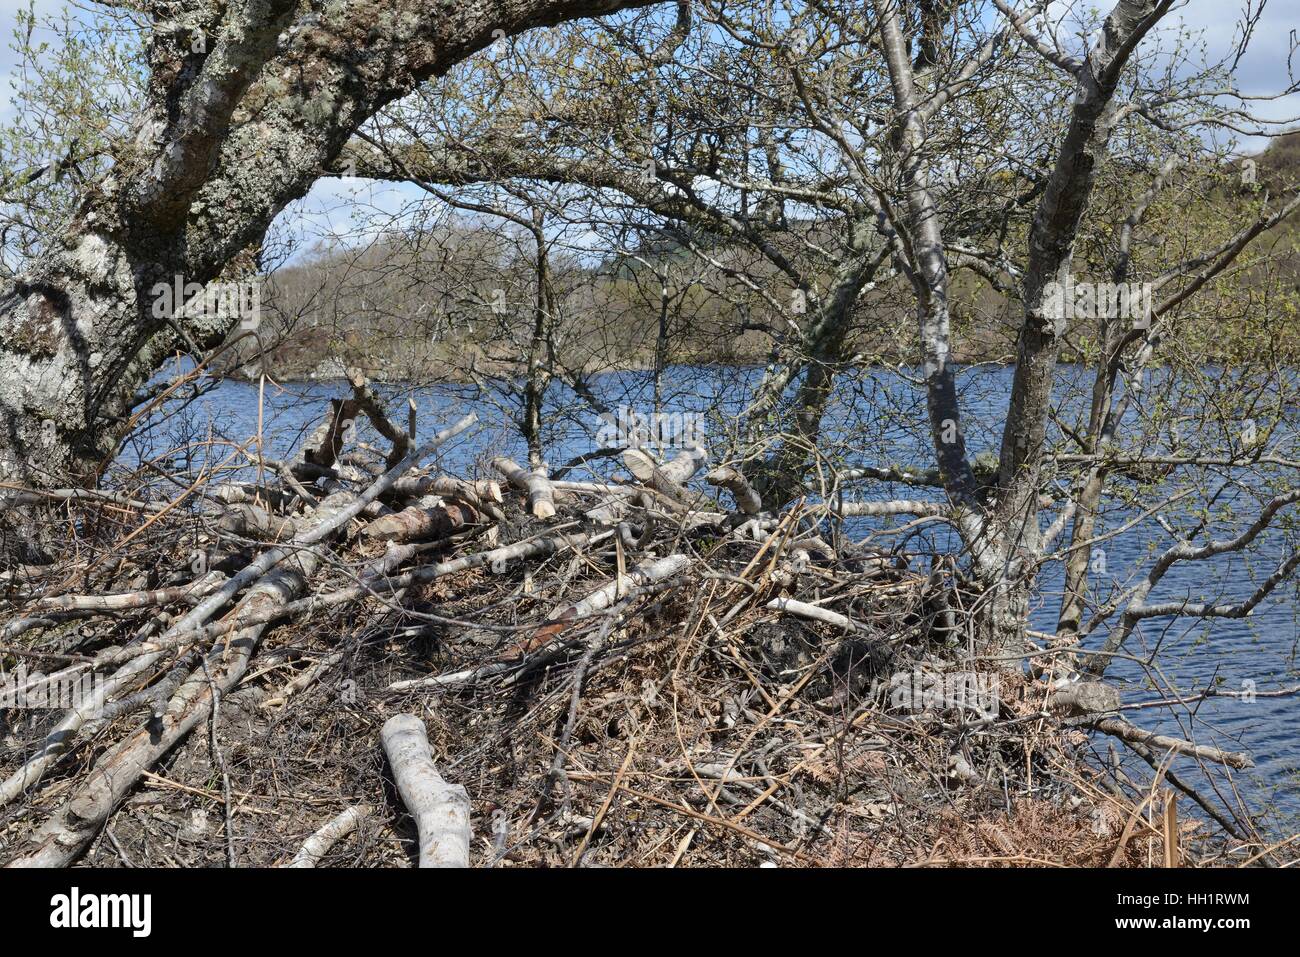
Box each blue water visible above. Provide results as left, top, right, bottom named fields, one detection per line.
left=122, top=362, right=1299, bottom=831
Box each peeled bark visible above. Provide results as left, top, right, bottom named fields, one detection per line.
left=381, top=714, right=472, bottom=868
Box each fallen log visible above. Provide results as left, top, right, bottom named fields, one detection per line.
left=211, top=482, right=294, bottom=510
left=381, top=714, right=472, bottom=868
left=389, top=475, right=505, bottom=522
left=285, top=804, right=372, bottom=868
left=360, top=501, right=478, bottom=543
left=391, top=475, right=502, bottom=504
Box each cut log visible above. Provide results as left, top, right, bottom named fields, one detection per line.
left=211, top=483, right=293, bottom=510
left=390, top=476, right=504, bottom=523
left=360, top=501, right=477, bottom=543
left=380, top=714, right=472, bottom=868
left=491, top=457, right=556, bottom=519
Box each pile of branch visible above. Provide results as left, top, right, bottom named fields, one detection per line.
left=0, top=392, right=1275, bottom=868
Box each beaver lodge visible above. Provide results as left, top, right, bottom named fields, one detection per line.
left=0, top=381, right=1274, bottom=868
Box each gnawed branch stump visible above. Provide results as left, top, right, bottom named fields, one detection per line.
left=381, top=714, right=472, bottom=868
left=491, top=457, right=556, bottom=519
left=706, top=466, right=763, bottom=515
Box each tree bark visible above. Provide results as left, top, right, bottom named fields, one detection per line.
left=381, top=714, right=472, bottom=868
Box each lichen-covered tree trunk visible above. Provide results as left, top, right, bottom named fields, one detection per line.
left=0, top=0, right=656, bottom=490
left=0, top=234, right=165, bottom=487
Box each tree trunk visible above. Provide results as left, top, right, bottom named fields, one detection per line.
left=742, top=228, right=885, bottom=506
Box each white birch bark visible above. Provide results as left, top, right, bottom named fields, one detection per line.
left=381, top=714, right=472, bottom=868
